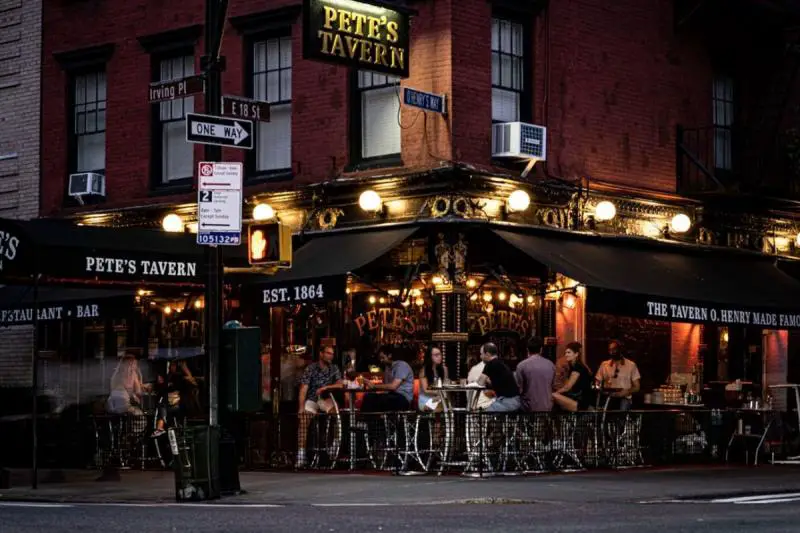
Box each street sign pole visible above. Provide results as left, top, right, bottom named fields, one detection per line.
left=203, top=0, right=227, bottom=431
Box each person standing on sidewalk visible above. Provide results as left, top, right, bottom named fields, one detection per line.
left=296, top=345, right=342, bottom=468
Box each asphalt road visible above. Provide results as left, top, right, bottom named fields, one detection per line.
left=2, top=500, right=800, bottom=533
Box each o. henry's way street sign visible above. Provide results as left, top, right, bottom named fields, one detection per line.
left=186, top=112, right=254, bottom=150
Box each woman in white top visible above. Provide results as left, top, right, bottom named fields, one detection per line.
left=418, top=346, right=448, bottom=411
left=106, top=353, right=144, bottom=415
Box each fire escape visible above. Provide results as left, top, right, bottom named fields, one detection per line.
left=676, top=0, right=800, bottom=201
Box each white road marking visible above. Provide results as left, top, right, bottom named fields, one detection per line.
left=713, top=492, right=800, bottom=503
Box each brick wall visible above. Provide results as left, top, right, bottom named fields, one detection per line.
left=41, top=0, right=721, bottom=215
left=670, top=322, right=701, bottom=383
left=0, top=0, right=41, bottom=386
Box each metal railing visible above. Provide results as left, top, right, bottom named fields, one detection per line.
left=0, top=409, right=790, bottom=475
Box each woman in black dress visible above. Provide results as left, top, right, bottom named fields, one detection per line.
left=552, top=342, right=593, bottom=412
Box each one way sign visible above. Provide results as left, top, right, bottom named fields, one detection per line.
left=185, top=113, right=254, bottom=150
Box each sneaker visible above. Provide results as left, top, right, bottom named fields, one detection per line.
left=296, top=450, right=307, bottom=468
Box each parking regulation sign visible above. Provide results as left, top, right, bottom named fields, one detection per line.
left=197, top=162, right=243, bottom=246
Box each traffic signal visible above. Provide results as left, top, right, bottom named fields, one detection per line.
left=248, top=222, right=292, bottom=267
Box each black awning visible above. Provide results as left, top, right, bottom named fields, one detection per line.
left=0, top=218, right=203, bottom=285
left=495, top=229, right=800, bottom=328
left=249, top=226, right=418, bottom=305
left=0, top=286, right=135, bottom=326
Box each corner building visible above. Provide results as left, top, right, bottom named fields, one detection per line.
left=36, top=0, right=800, bottom=419
left=0, top=0, right=42, bottom=386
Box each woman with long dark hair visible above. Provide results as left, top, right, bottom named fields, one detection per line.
left=418, top=345, right=448, bottom=411
left=552, top=342, right=593, bottom=412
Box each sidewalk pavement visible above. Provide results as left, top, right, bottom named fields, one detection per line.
left=2, top=466, right=800, bottom=505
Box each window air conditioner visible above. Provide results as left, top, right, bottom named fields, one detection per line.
left=492, top=122, right=547, bottom=160
left=68, top=172, right=106, bottom=203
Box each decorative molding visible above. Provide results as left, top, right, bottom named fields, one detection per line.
left=229, top=5, right=301, bottom=36
left=137, top=24, right=203, bottom=55
left=53, top=43, right=115, bottom=71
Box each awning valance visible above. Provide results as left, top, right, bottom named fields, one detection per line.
left=0, top=286, right=135, bottom=326
left=247, top=226, right=418, bottom=306
left=495, top=229, right=800, bottom=329
left=0, top=218, right=203, bottom=285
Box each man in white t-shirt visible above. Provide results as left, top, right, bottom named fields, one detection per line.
left=467, top=359, right=494, bottom=410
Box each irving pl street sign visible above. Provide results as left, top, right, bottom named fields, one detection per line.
left=148, top=74, right=205, bottom=103
left=197, top=162, right=243, bottom=246
left=221, top=95, right=270, bottom=122
left=185, top=113, right=254, bottom=150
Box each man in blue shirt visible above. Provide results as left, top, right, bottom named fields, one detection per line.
left=361, top=345, right=414, bottom=412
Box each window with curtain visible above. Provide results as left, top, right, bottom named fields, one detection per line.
left=491, top=17, right=524, bottom=123
left=252, top=36, right=292, bottom=173
left=712, top=76, right=734, bottom=171
left=157, top=56, right=195, bottom=183
left=72, top=71, right=107, bottom=173
left=357, top=70, right=401, bottom=160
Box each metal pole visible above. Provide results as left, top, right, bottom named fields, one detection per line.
left=203, top=0, right=228, bottom=428
left=31, top=276, right=39, bottom=489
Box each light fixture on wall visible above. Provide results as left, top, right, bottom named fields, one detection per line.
left=670, top=213, right=692, bottom=234
left=507, top=189, right=531, bottom=213
left=253, top=203, right=276, bottom=221
left=359, top=190, right=383, bottom=213
left=161, top=213, right=184, bottom=233
left=594, top=201, right=617, bottom=222
left=563, top=293, right=577, bottom=309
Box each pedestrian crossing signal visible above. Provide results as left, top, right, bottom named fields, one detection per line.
left=248, top=222, right=292, bottom=267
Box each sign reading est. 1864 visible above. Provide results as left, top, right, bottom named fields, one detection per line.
left=303, top=0, right=410, bottom=78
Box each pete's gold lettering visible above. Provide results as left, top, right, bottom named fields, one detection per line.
left=315, top=5, right=405, bottom=72
left=379, top=308, right=392, bottom=326
left=367, top=310, right=379, bottom=331
left=392, top=309, right=404, bottom=330
left=323, top=6, right=337, bottom=29
left=354, top=315, right=368, bottom=336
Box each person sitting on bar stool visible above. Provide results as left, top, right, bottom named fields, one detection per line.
left=552, top=342, right=593, bottom=412
left=595, top=340, right=641, bottom=411
left=361, top=345, right=414, bottom=412
left=476, top=342, right=521, bottom=413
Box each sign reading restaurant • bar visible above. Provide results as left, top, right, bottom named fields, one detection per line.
left=302, top=0, right=410, bottom=78
left=587, top=288, right=800, bottom=330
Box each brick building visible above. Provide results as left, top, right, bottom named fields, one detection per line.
left=0, top=0, right=42, bottom=386
left=31, top=0, right=800, bottom=402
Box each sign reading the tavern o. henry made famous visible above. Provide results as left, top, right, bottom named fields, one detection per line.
left=645, top=300, right=800, bottom=329
left=303, top=0, right=410, bottom=78
left=587, top=287, right=800, bottom=330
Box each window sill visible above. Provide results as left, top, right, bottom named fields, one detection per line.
left=245, top=169, right=294, bottom=185
left=345, top=154, right=404, bottom=173
left=149, top=181, right=193, bottom=197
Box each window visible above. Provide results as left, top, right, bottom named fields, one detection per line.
left=491, top=17, right=525, bottom=123
left=72, top=71, right=106, bottom=173
left=355, top=70, right=401, bottom=161
left=157, top=56, right=195, bottom=183
left=712, top=76, right=734, bottom=171
left=252, top=36, right=291, bottom=173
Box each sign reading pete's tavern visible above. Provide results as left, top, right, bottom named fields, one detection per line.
left=303, top=0, right=410, bottom=78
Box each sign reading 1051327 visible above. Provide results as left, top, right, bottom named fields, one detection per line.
left=186, top=113, right=254, bottom=150
left=197, top=162, right=243, bottom=246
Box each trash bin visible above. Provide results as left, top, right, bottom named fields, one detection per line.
left=171, top=425, right=221, bottom=501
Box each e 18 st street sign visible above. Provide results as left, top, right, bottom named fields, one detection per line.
left=148, top=74, right=205, bottom=103
left=221, top=95, right=270, bottom=123
left=185, top=112, right=254, bottom=150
